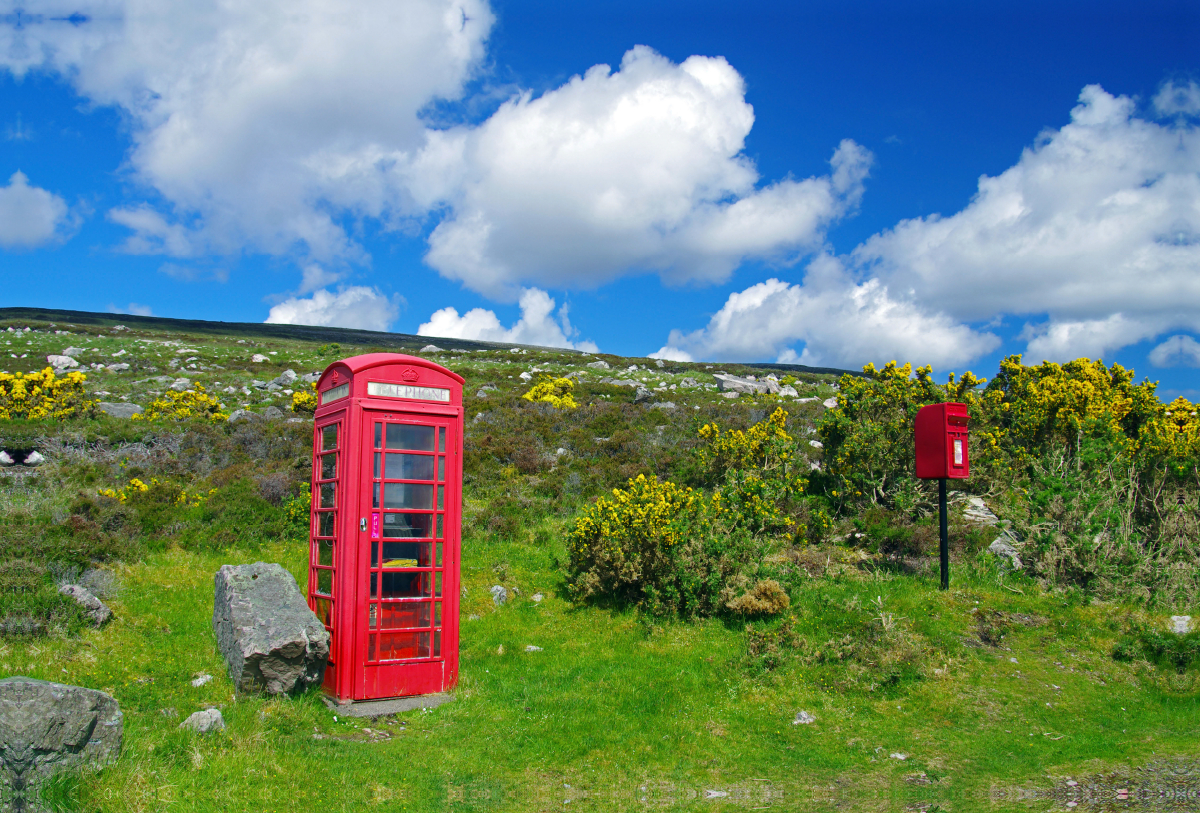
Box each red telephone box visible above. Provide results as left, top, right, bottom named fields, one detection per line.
left=914, top=402, right=970, bottom=480
left=307, top=353, right=464, bottom=703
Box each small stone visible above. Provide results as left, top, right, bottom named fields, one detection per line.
left=106, top=363, right=131, bottom=372
left=722, top=391, right=739, bottom=399
left=655, top=359, right=664, bottom=368
left=1009, top=657, right=1019, bottom=664
left=467, top=614, right=480, bottom=621
left=1170, top=616, right=1193, bottom=634
left=98, top=402, right=143, bottom=419
left=179, top=708, right=225, bottom=733
left=0, top=451, right=13, bottom=466
left=496, top=645, right=505, bottom=655
left=169, top=378, right=191, bottom=392
left=270, top=369, right=298, bottom=387
left=476, top=389, right=490, bottom=398
left=793, top=711, right=816, bottom=725
left=634, top=387, right=652, bottom=404
left=300, top=372, right=321, bottom=383
left=524, top=645, right=543, bottom=652
left=262, top=406, right=284, bottom=420
left=61, top=346, right=87, bottom=357
left=251, top=354, right=268, bottom=362
left=586, top=360, right=610, bottom=370
left=650, top=402, right=676, bottom=410
left=57, top=584, right=111, bottom=626
left=823, top=397, right=838, bottom=409
left=519, top=372, right=533, bottom=381
left=808, top=440, right=823, bottom=449
left=532, top=593, right=544, bottom=603
left=420, top=345, right=442, bottom=353
left=227, top=409, right=261, bottom=423
left=890, top=753, right=907, bottom=760
left=779, top=385, right=799, bottom=397
left=490, top=585, right=508, bottom=606
left=159, top=707, right=178, bottom=718
left=191, top=674, right=213, bottom=688
left=22, top=451, right=44, bottom=466
left=988, top=532, right=1024, bottom=570
left=46, top=354, right=79, bottom=371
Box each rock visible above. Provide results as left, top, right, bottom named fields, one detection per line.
left=420, top=345, right=442, bottom=353
left=227, top=409, right=261, bottom=423
left=962, top=496, right=1000, bottom=526
left=251, top=354, right=269, bottom=362
left=1170, top=616, right=1193, bottom=634
left=793, top=711, right=816, bottom=725
left=779, top=385, right=799, bottom=397
left=634, top=387, right=653, bottom=404
left=599, top=377, right=639, bottom=388
left=105, top=363, right=131, bottom=372
left=722, top=391, right=739, bottom=399
left=271, top=369, right=298, bottom=387
left=823, top=397, right=838, bottom=409
left=525, top=645, right=543, bottom=652
left=490, top=585, right=508, bottom=606
left=0, top=677, right=123, bottom=803
left=262, top=406, right=284, bottom=420
left=46, top=354, right=79, bottom=371
left=266, top=382, right=282, bottom=392
left=212, top=562, right=330, bottom=695
left=655, top=359, right=664, bottom=368
left=519, top=372, right=533, bottom=382
left=169, top=378, right=191, bottom=392
left=808, top=440, right=823, bottom=449
left=890, top=753, right=907, bottom=760
left=98, top=402, right=143, bottom=419
left=712, top=373, right=777, bottom=395
left=1009, top=657, right=1018, bottom=664
left=586, top=360, right=610, bottom=370
left=112, top=325, right=128, bottom=331
left=300, top=372, right=321, bottom=383
left=179, top=708, right=225, bottom=734
left=678, top=377, right=697, bottom=387
left=795, top=397, right=818, bottom=403
left=61, top=346, right=87, bottom=357
left=532, top=593, right=544, bottom=603
left=111, top=349, right=126, bottom=357
left=57, top=584, right=111, bottom=626
left=191, top=674, right=213, bottom=688
left=650, top=402, right=676, bottom=410
left=987, top=531, right=1024, bottom=570
left=0, top=452, right=12, bottom=466
left=476, top=389, right=490, bottom=398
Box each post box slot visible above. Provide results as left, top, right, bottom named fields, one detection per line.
left=947, top=415, right=968, bottom=426
left=385, top=453, right=434, bottom=480
left=386, top=424, right=435, bottom=451
left=384, top=483, right=434, bottom=510
left=382, top=512, right=432, bottom=537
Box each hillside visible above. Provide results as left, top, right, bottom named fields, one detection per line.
left=0, top=310, right=1197, bottom=813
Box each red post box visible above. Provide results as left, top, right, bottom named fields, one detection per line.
left=914, top=402, right=970, bottom=480
left=307, top=353, right=464, bottom=703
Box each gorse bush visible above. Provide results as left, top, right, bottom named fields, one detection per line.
left=134, top=385, right=227, bottom=422
left=0, top=367, right=96, bottom=420
left=522, top=377, right=578, bottom=409
left=292, top=383, right=318, bottom=415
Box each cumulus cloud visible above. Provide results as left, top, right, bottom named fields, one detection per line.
left=107, top=302, right=154, bottom=316
left=656, top=84, right=1200, bottom=367
left=1148, top=335, right=1200, bottom=368
left=3, top=0, right=494, bottom=265
left=1154, top=80, right=1200, bottom=117
left=265, top=286, right=400, bottom=332
left=418, top=287, right=599, bottom=351
left=0, top=171, right=70, bottom=248
left=419, top=46, right=871, bottom=297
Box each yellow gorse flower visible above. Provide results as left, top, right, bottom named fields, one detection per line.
left=133, top=384, right=228, bottom=422
left=522, top=376, right=578, bottom=410
left=0, top=367, right=96, bottom=420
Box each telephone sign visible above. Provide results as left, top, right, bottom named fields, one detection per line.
left=308, top=353, right=464, bottom=703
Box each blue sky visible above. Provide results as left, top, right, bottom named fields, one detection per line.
left=1, top=0, right=1197, bottom=395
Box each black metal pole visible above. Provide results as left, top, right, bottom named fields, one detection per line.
left=939, top=477, right=949, bottom=590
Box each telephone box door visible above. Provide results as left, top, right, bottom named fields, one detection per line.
left=355, top=411, right=460, bottom=699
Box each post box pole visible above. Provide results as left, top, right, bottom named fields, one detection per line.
left=939, top=478, right=949, bottom=590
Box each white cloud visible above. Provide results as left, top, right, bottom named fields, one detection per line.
left=265, top=286, right=400, bottom=331
left=1148, top=334, right=1200, bottom=368
left=0, top=171, right=69, bottom=248
left=655, top=84, right=1200, bottom=368
left=1154, top=80, right=1200, bottom=117
left=4, top=0, right=494, bottom=265
left=419, top=46, right=871, bottom=297
left=418, top=287, right=599, bottom=351
left=107, top=302, right=153, bottom=316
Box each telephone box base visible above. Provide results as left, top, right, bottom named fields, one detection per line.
left=321, top=691, right=453, bottom=718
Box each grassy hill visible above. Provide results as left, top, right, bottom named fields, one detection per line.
left=0, top=310, right=1196, bottom=813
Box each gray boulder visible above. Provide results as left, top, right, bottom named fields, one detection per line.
left=61, top=347, right=87, bottom=358
left=962, top=496, right=1000, bottom=526
left=46, top=354, right=79, bottom=371
left=0, top=677, right=122, bottom=806
left=1170, top=616, right=1192, bottom=634
left=490, top=585, right=508, bottom=606
left=98, top=402, right=143, bottom=419
left=634, top=387, right=653, bottom=404
left=987, top=531, right=1024, bottom=570
left=823, top=397, right=839, bottom=409
left=779, top=385, right=799, bottom=397
left=651, top=402, right=677, bottom=410
left=299, top=372, right=321, bottom=384
left=226, top=409, right=261, bottom=424
left=169, top=378, right=191, bottom=392
left=262, top=406, right=284, bottom=420
left=58, top=585, right=112, bottom=626
left=271, top=369, right=298, bottom=387
left=212, top=563, right=330, bottom=695
left=105, top=363, right=131, bottom=373
left=21, top=451, right=44, bottom=466
left=179, top=708, right=225, bottom=733
left=586, top=360, right=610, bottom=370
left=712, top=373, right=779, bottom=395
left=420, top=344, right=443, bottom=353
left=0, top=452, right=12, bottom=466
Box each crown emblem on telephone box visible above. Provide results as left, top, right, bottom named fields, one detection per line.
left=400, top=368, right=419, bottom=382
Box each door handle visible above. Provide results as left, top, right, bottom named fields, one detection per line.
left=360, top=518, right=367, bottom=532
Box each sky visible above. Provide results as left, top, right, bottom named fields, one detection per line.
left=1, top=0, right=1198, bottom=396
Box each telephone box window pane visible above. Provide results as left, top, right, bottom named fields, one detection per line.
left=368, top=635, right=376, bottom=661
left=317, top=538, right=334, bottom=566
left=435, top=543, right=442, bottom=567
left=321, top=453, right=336, bottom=480
left=381, top=541, right=430, bottom=568
left=312, top=597, right=333, bottom=626
left=318, top=512, right=335, bottom=537
left=436, top=515, right=443, bottom=538
left=438, top=426, right=446, bottom=452
left=370, top=572, right=378, bottom=598
left=378, top=571, right=431, bottom=598
left=369, top=603, right=378, bottom=629
left=382, top=512, right=432, bottom=538
left=379, top=601, right=430, bottom=630
left=374, top=422, right=382, bottom=449
left=372, top=482, right=379, bottom=509
left=386, top=453, right=435, bottom=481
left=434, top=602, right=442, bottom=626
left=315, top=568, right=333, bottom=596
left=438, top=457, right=445, bottom=482
left=320, top=483, right=336, bottom=509
left=384, top=483, right=433, bottom=510
left=386, top=424, right=435, bottom=451
left=437, top=485, right=444, bottom=510
left=378, top=631, right=430, bottom=660
left=373, top=453, right=380, bottom=479
left=322, top=424, right=338, bottom=450
left=433, top=630, right=441, bottom=658
left=435, top=572, right=442, bottom=598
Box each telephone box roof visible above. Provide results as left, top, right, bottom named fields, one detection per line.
left=322, top=353, right=465, bottom=385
